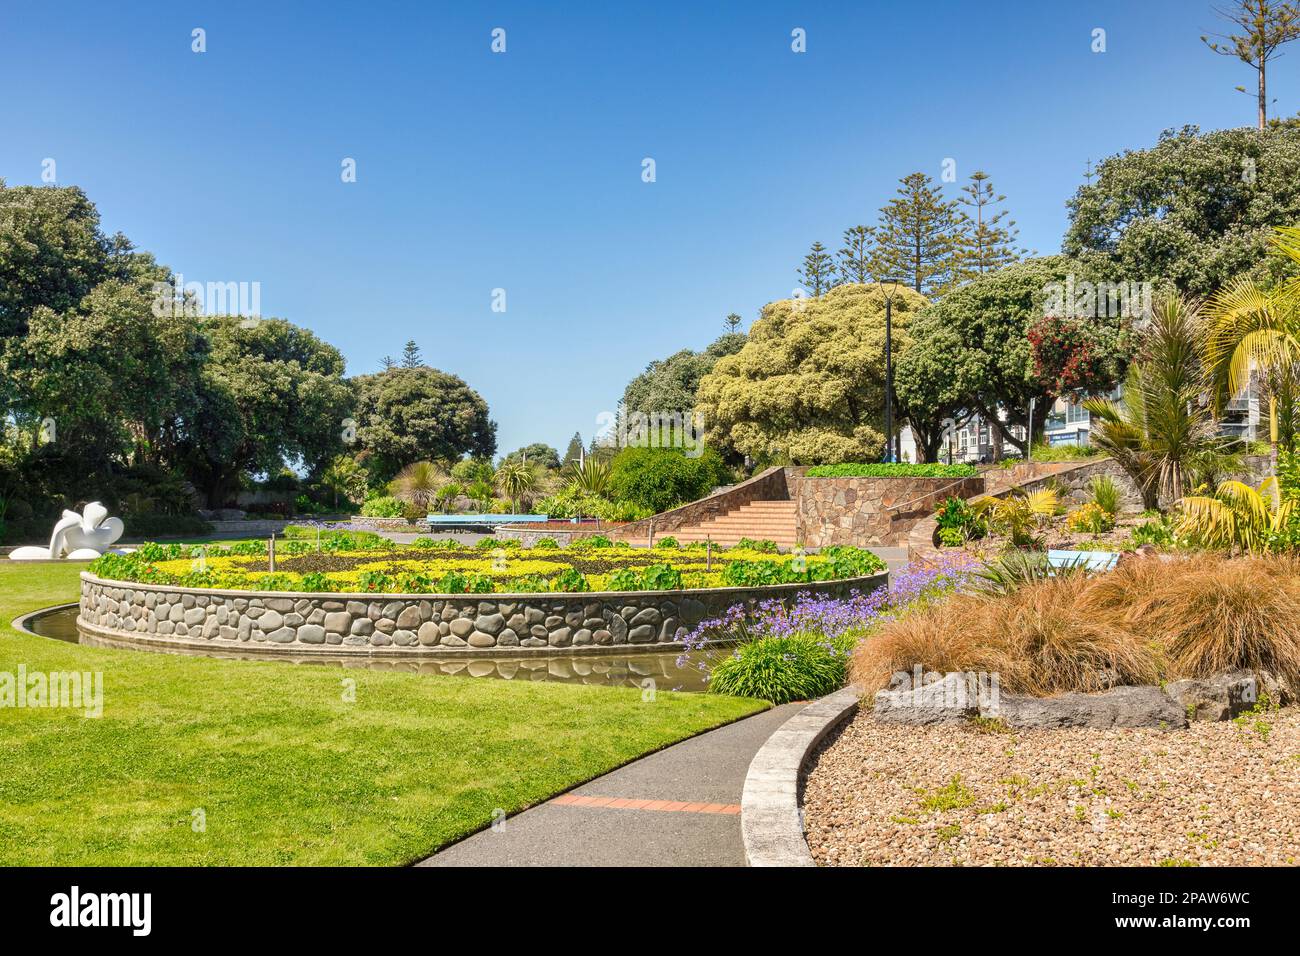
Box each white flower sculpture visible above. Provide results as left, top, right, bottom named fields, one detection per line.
left=8, top=502, right=128, bottom=560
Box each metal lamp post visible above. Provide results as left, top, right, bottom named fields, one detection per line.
left=878, top=279, right=908, bottom=463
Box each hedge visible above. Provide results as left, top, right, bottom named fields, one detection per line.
left=804, top=463, right=978, bottom=478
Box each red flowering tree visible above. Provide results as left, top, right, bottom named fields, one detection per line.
left=1027, top=314, right=1127, bottom=397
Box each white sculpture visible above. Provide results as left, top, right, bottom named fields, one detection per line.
left=8, top=501, right=128, bottom=560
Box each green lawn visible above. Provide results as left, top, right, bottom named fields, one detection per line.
left=0, top=562, right=763, bottom=865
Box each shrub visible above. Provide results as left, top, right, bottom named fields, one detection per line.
left=553, top=567, right=591, bottom=592
left=533, top=537, right=560, bottom=549
left=733, top=537, right=778, bottom=553
left=607, top=446, right=731, bottom=514
left=721, top=559, right=797, bottom=587
left=1026, top=442, right=1099, bottom=463
left=298, top=572, right=333, bottom=592
left=708, top=635, right=849, bottom=704
left=574, top=534, right=613, bottom=549
left=505, top=574, right=551, bottom=593
left=360, top=496, right=405, bottom=518
left=1131, top=517, right=1174, bottom=548
left=356, top=570, right=395, bottom=592
left=640, top=563, right=682, bottom=590
left=974, top=488, right=1059, bottom=548
left=1088, top=475, right=1122, bottom=516
left=934, top=496, right=986, bottom=544
left=654, top=535, right=679, bottom=549
left=606, top=568, right=644, bottom=591
left=1066, top=502, right=1115, bottom=535
left=938, top=526, right=966, bottom=548
left=804, top=463, right=977, bottom=478
left=818, top=546, right=886, bottom=579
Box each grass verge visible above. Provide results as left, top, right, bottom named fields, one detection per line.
left=0, top=562, right=763, bottom=865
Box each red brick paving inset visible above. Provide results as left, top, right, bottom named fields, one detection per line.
left=548, top=794, right=741, bottom=814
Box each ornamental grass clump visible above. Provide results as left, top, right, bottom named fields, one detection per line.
left=854, top=553, right=1300, bottom=696
left=708, top=635, right=849, bottom=705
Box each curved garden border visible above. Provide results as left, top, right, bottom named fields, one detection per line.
left=78, top=570, right=889, bottom=659
left=740, top=686, right=861, bottom=866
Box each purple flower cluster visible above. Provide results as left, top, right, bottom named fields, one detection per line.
left=676, top=552, right=977, bottom=674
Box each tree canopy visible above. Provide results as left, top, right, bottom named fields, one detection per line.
left=1064, top=124, right=1300, bottom=296
left=695, top=283, right=927, bottom=464
left=353, top=366, right=496, bottom=484
left=621, top=331, right=747, bottom=417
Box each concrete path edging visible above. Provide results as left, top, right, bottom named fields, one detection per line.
left=740, top=686, right=861, bottom=867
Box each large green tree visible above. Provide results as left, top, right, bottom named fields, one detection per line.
left=179, top=317, right=354, bottom=507
left=796, top=241, right=837, bottom=296
left=695, top=283, right=927, bottom=464
left=1064, top=124, right=1300, bottom=296
left=956, top=171, right=1025, bottom=279
left=896, top=257, right=1132, bottom=457
left=621, top=331, right=747, bottom=417
left=871, top=172, right=966, bottom=296
left=353, top=366, right=496, bottom=483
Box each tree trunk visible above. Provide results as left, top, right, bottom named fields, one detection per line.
left=1259, top=64, right=1267, bottom=131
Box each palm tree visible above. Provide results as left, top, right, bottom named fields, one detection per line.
left=434, top=481, right=463, bottom=514
left=1203, top=226, right=1300, bottom=471
left=1177, top=476, right=1295, bottom=554
left=494, top=459, right=535, bottom=513
left=317, top=455, right=365, bottom=509
left=1083, top=296, right=1220, bottom=510
left=566, top=456, right=611, bottom=496
left=392, top=460, right=446, bottom=512
left=467, top=479, right=495, bottom=513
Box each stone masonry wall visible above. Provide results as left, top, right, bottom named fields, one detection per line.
left=793, top=475, right=986, bottom=547
left=78, top=570, right=887, bottom=655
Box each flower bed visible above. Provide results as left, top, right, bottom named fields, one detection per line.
left=89, top=537, right=885, bottom=595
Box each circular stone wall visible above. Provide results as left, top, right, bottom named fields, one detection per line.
left=78, top=571, right=888, bottom=657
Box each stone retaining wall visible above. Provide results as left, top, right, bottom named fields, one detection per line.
left=78, top=570, right=888, bottom=656
left=792, top=475, right=986, bottom=547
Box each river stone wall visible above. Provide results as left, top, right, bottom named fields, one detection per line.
left=78, top=570, right=888, bottom=656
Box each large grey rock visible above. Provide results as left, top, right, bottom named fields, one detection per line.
left=449, top=618, right=475, bottom=638
left=298, top=624, right=326, bottom=645
left=986, top=685, right=1186, bottom=730
left=417, top=621, right=441, bottom=645
left=396, top=606, right=422, bottom=629
left=1164, top=671, right=1259, bottom=722
left=475, top=613, right=505, bottom=636
left=874, top=672, right=982, bottom=725
left=323, top=611, right=351, bottom=635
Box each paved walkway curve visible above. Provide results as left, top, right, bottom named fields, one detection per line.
left=418, top=702, right=802, bottom=867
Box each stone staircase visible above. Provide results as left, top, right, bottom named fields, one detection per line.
left=667, top=500, right=799, bottom=550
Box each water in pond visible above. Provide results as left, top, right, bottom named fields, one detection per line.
left=24, top=605, right=711, bottom=692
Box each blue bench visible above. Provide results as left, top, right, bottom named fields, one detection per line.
left=425, top=514, right=551, bottom=526
left=1047, top=549, right=1119, bottom=573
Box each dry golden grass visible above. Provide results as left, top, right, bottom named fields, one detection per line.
left=854, top=553, right=1300, bottom=695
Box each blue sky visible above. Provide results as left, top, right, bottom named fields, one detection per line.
left=3, top=0, right=1296, bottom=456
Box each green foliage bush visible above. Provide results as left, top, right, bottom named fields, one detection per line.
left=654, top=536, right=679, bottom=549
left=553, top=567, right=591, bottom=592
left=532, top=537, right=560, bottom=549
left=805, top=463, right=977, bottom=478
left=708, top=635, right=849, bottom=704
left=607, top=447, right=730, bottom=514
left=360, top=496, right=406, bottom=518
left=933, top=496, right=985, bottom=546
left=733, top=537, right=778, bottom=553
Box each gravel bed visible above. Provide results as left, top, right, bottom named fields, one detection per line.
left=802, top=706, right=1300, bottom=866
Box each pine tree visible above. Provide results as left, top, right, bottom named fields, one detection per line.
left=871, top=172, right=966, bottom=297
left=380, top=355, right=396, bottom=371
left=564, top=431, right=584, bottom=463
left=955, top=171, right=1025, bottom=279
left=401, top=340, right=422, bottom=369
left=797, top=241, right=837, bottom=296
left=723, top=312, right=743, bottom=334
left=1202, top=0, right=1300, bottom=129
left=837, top=225, right=875, bottom=284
